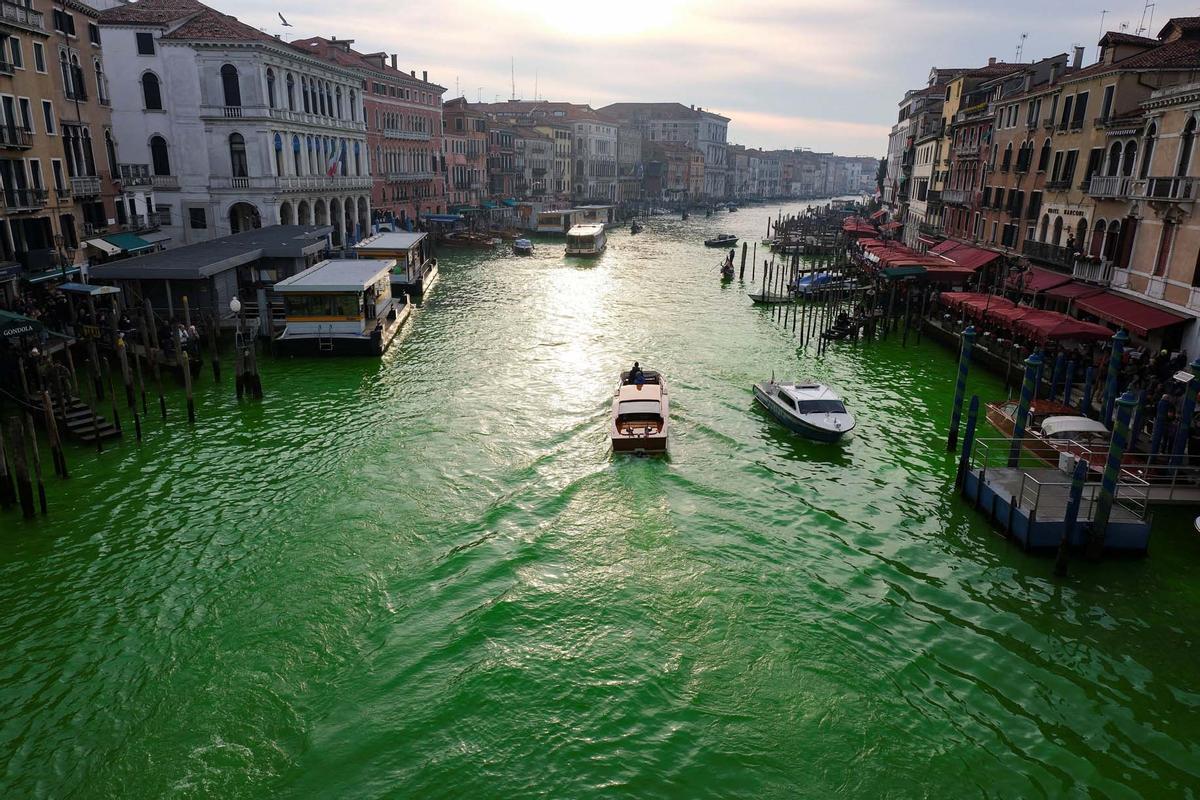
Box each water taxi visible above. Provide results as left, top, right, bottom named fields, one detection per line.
left=566, top=224, right=607, bottom=257
left=274, top=259, right=410, bottom=356
left=513, top=238, right=534, bottom=256
left=704, top=234, right=738, bottom=248
left=753, top=380, right=855, bottom=441
left=354, top=231, right=438, bottom=299
left=611, top=369, right=669, bottom=454
left=985, top=400, right=1116, bottom=471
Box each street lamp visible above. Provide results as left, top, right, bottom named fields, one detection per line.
left=229, top=296, right=241, bottom=315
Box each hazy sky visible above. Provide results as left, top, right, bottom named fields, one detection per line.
left=235, top=0, right=1198, bottom=157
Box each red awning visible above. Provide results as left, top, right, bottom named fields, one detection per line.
left=1008, top=267, right=1073, bottom=294
left=1012, top=310, right=1114, bottom=343
left=961, top=294, right=1015, bottom=317
left=923, top=266, right=977, bottom=283
left=983, top=305, right=1034, bottom=327
left=1074, top=291, right=1190, bottom=337
left=928, top=241, right=1001, bottom=271
left=880, top=221, right=902, bottom=231
left=1043, top=281, right=1106, bottom=301
left=870, top=209, right=887, bottom=220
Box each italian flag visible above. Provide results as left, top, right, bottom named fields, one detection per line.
left=326, top=140, right=344, bottom=177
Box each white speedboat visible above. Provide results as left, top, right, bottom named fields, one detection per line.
left=753, top=380, right=855, bottom=441
left=513, top=238, right=534, bottom=255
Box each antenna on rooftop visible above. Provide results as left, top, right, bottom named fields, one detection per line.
left=511, top=57, right=516, bottom=101
left=1097, top=10, right=1108, bottom=60
left=1135, top=1, right=1155, bottom=36
left=1015, top=32, right=1027, bottom=61
left=534, top=69, right=538, bottom=102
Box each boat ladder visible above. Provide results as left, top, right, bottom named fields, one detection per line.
left=318, top=325, right=334, bottom=352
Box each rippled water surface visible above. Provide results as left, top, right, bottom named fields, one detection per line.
left=2, top=202, right=1198, bottom=799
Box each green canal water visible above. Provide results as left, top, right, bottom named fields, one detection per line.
left=2, top=203, right=1199, bottom=798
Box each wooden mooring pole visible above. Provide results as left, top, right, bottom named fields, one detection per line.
left=7, top=417, right=34, bottom=519
left=22, top=413, right=46, bottom=514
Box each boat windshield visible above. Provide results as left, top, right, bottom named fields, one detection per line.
left=795, top=400, right=847, bottom=415
left=618, top=400, right=661, bottom=420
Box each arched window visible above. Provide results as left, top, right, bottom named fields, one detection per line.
left=1038, top=138, right=1051, bottom=172
left=349, top=89, right=356, bottom=121
left=292, top=135, right=302, bottom=175
left=318, top=82, right=327, bottom=116
left=266, top=68, right=276, bottom=108
left=1106, top=142, right=1122, bottom=176
left=274, top=133, right=284, bottom=176
left=286, top=73, right=295, bottom=111
left=141, top=72, right=162, bottom=110
left=1001, top=142, right=1012, bottom=170
left=335, top=86, right=342, bottom=119
left=1176, top=117, right=1195, bottom=177
left=302, top=77, right=310, bottom=112
left=1121, top=140, right=1137, bottom=177
left=150, top=135, right=170, bottom=176
left=1073, top=219, right=1087, bottom=253
left=70, top=54, right=85, bottom=98
left=94, top=59, right=108, bottom=105
left=104, top=129, right=117, bottom=175
left=229, top=132, right=247, bottom=177
left=1039, top=214, right=1049, bottom=242
left=1103, top=220, right=1120, bottom=261
left=1140, top=122, right=1157, bottom=178
left=221, top=64, right=241, bottom=107
left=1052, top=215, right=1064, bottom=246
left=59, top=51, right=72, bottom=96
left=1090, top=220, right=1106, bottom=256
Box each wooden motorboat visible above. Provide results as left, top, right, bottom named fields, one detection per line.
left=748, top=292, right=793, bottom=304
left=512, top=238, right=534, bottom=255
left=443, top=231, right=500, bottom=248
left=754, top=380, right=855, bottom=442
left=984, top=400, right=1115, bottom=470
left=611, top=369, right=669, bottom=454
left=704, top=234, right=738, bottom=248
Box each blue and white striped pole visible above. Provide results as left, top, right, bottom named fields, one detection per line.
left=1169, top=358, right=1200, bottom=467
left=1148, top=394, right=1172, bottom=463
left=1009, top=351, right=1043, bottom=468
left=1128, top=390, right=1147, bottom=452
left=956, top=395, right=980, bottom=489
left=1080, top=365, right=1096, bottom=416
left=1054, top=457, right=1090, bottom=577
left=1062, top=359, right=1077, bottom=405
left=1088, top=390, right=1137, bottom=559
left=1101, top=329, right=1129, bottom=427
left=1049, top=352, right=1066, bottom=401
left=947, top=326, right=976, bottom=452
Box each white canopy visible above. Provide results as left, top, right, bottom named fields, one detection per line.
left=1040, top=416, right=1109, bottom=437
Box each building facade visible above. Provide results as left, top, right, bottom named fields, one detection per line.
left=441, top=97, right=486, bottom=208
left=599, top=102, right=728, bottom=199
left=99, top=0, right=371, bottom=248
left=293, top=38, right=445, bottom=228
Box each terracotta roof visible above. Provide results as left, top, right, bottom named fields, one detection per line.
left=1099, top=31, right=1158, bottom=46
left=598, top=102, right=730, bottom=122
left=98, top=0, right=206, bottom=25
left=288, top=37, right=445, bottom=89
left=1067, top=33, right=1200, bottom=83
left=162, top=7, right=277, bottom=43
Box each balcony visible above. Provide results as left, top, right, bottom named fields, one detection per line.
left=267, top=107, right=366, bottom=133
left=1022, top=239, right=1074, bottom=270
left=118, top=163, right=151, bottom=186
left=2, top=187, right=48, bottom=211
left=918, top=220, right=943, bottom=237
left=1135, top=176, right=1196, bottom=202
left=0, top=58, right=12, bottom=75
left=213, top=174, right=373, bottom=192
left=1087, top=174, right=1132, bottom=199
left=942, top=188, right=970, bottom=205
left=1072, top=256, right=1114, bottom=286
left=385, top=171, right=435, bottom=182
left=1042, top=119, right=1055, bottom=130
left=0, top=126, right=32, bottom=149
left=223, top=106, right=243, bottom=118
left=152, top=174, right=179, bottom=190
left=0, top=0, right=44, bottom=32
left=70, top=175, right=102, bottom=197
left=1045, top=178, right=1071, bottom=190
left=383, top=128, right=431, bottom=141
left=952, top=144, right=978, bottom=159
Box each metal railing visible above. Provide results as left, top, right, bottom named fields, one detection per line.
left=385, top=171, right=435, bottom=182
left=942, top=188, right=970, bottom=205
left=1072, top=257, right=1114, bottom=285
left=0, top=126, right=32, bottom=149
left=383, top=129, right=431, bottom=141
left=1, top=187, right=48, bottom=210
left=1021, top=239, right=1074, bottom=269
left=118, top=163, right=151, bottom=186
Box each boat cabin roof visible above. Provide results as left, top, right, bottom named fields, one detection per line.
left=567, top=224, right=605, bottom=236
left=1040, top=416, right=1109, bottom=437
left=273, top=259, right=395, bottom=293
left=778, top=382, right=839, bottom=403
left=618, top=383, right=663, bottom=402
left=354, top=232, right=427, bottom=252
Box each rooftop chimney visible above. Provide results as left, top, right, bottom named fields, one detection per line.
left=1072, top=46, right=1084, bottom=69
left=390, top=54, right=397, bottom=69
left=411, top=70, right=416, bottom=78
left=988, top=57, right=996, bottom=66
left=422, top=70, right=427, bottom=82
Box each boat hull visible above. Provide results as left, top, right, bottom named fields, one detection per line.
left=753, top=384, right=853, bottom=442
left=611, top=433, right=668, bottom=454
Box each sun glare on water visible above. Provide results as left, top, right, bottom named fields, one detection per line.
left=504, top=0, right=690, bottom=38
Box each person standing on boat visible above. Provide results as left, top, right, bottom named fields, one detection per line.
left=630, top=362, right=644, bottom=386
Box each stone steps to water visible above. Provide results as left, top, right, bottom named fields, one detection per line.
left=55, top=397, right=121, bottom=442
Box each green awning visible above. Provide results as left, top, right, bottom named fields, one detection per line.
left=502, top=199, right=518, bottom=207
left=481, top=200, right=498, bottom=209
left=881, top=266, right=926, bottom=279
left=103, top=232, right=155, bottom=253
left=27, top=265, right=81, bottom=284
left=0, top=310, right=44, bottom=341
